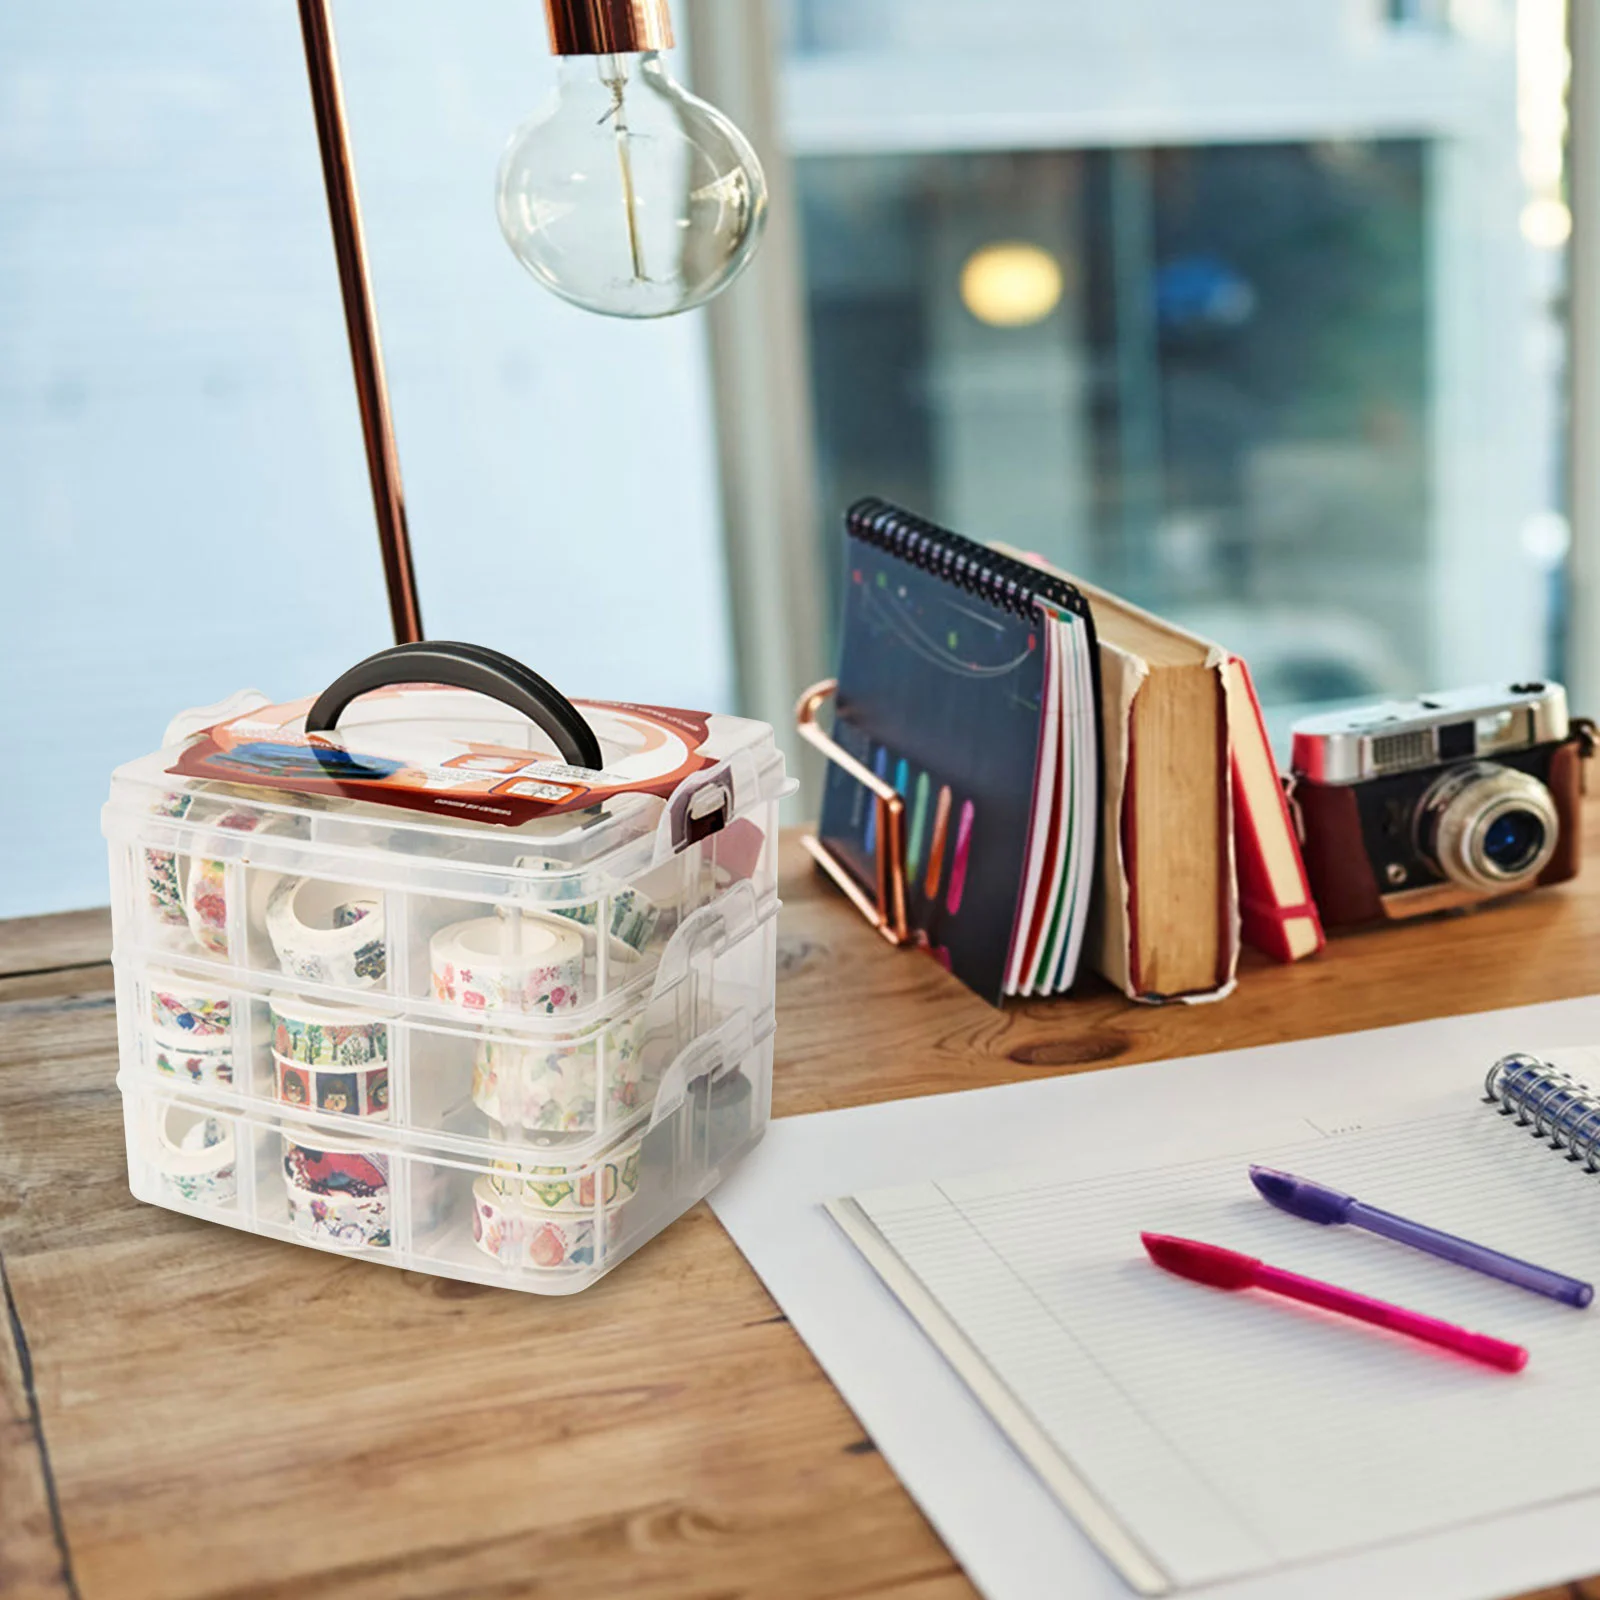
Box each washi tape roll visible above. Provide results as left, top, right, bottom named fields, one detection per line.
left=268, top=994, right=388, bottom=1069
left=429, top=913, right=584, bottom=1016
left=286, top=1185, right=391, bottom=1250
left=512, top=853, right=663, bottom=954
left=144, top=792, right=199, bottom=927
left=148, top=1104, right=237, bottom=1207
left=148, top=1033, right=235, bottom=1089
left=509, top=855, right=593, bottom=909
left=554, top=885, right=661, bottom=954
left=487, top=1133, right=642, bottom=1211
left=282, top=1139, right=389, bottom=1196
left=147, top=979, right=232, bottom=1042
left=470, top=1177, right=626, bottom=1270
left=183, top=808, right=287, bottom=958
left=266, top=877, right=387, bottom=989
left=470, top=1014, right=645, bottom=1133
left=274, top=1052, right=389, bottom=1119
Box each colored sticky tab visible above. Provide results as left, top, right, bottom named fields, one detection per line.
left=947, top=798, right=975, bottom=915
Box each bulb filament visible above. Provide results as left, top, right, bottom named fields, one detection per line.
left=600, top=74, right=649, bottom=284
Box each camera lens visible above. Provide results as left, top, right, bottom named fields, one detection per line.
left=1482, top=810, right=1546, bottom=874
left=1416, top=761, right=1559, bottom=891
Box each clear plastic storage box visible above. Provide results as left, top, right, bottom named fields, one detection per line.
left=104, top=644, right=789, bottom=1292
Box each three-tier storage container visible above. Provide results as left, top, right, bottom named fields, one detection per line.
left=103, top=644, right=788, bottom=1293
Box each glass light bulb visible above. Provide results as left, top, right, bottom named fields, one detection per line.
left=496, top=53, right=767, bottom=319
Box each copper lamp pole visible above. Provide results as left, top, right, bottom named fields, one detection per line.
left=296, top=0, right=425, bottom=644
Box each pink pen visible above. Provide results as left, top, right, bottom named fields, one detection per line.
left=1141, top=1233, right=1528, bottom=1373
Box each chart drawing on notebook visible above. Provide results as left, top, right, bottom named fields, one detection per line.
left=816, top=499, right=1102, bottom=1004
left=829, top=1047, right=1600, bottom=1596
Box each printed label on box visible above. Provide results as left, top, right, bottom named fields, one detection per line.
left=168, top=687, right=718, bottom=826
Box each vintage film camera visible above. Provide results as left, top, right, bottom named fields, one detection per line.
left=1290, top=682, right=1588, bottom=928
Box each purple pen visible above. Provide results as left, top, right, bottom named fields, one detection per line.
left=1249, top=1164, right=1594, bottom=1308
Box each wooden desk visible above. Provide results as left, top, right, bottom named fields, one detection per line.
left=5, top=819, right=1600, bottom=1600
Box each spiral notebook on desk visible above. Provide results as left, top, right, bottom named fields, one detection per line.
left=816, top=500, right=1102, bottom=1004
left=828, top=1050, right=1600, bottom=1595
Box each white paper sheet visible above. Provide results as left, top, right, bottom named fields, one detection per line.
left=711, top=996, right=1600, bottom=1600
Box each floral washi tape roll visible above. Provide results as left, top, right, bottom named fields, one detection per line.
left=274, top=1053, right=389, bottom=1119
left=470, top=1177, right=626, bottom=1270
left=269, top=994, right=388, bottom=1069
left=184, top=808, right=288, bottom=959
left=487, top=1133, right=642, bottom=1211
left=429, top=912, right=585, bottom=1016
left=265, top=877, right=387, bottom=989
left=148, top=1104, right=237, bottom=1207
left=470, top=1013, right=646, bottom=1133
left=143, top=792, right=201, bottom=928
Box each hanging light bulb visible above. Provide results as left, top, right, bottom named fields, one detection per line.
left=496, top=0, right=768, bottom=319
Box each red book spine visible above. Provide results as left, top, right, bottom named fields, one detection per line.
left=1228, top=657, right=1325, bottom=964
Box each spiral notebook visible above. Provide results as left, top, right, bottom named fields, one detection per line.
left=828, top=1049, right=1600, bottom=1595
left=817, top=499, right=1102, bottom=1004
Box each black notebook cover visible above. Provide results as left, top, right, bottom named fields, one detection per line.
left=818, top=499, right=1100, bottom=1004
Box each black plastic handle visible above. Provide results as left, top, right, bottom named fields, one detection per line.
left=305, top=642, right=604, bottom=771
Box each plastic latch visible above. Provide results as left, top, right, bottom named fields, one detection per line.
left=655, top=749, right=766, bottom=862
left=647, top=1010, right=757, bottom=1132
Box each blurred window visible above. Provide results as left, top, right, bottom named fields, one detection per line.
left=779, top=0, right=1570, bottom=732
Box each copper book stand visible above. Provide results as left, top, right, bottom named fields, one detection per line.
left=794, top=680, right=910, bottom=946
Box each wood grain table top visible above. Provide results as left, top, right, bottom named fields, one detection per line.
left=5, top=819, right=1600, bottom=1600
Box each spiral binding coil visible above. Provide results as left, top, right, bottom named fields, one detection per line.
left=846, top=497, right=1089, bottom=623
left=1484, top=1053, right=1600, bottom=1171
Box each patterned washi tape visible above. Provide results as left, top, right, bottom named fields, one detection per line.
left=149, top=1034, right=235, bottom=1089
left=143, top=792, right=199, bottom=927
left=274, top=1052, right=389, bottom=1119
left=470, top=1014, right=646, bottom=1133
left=282, top=1138, right=391, bottom=1249
left=470, top=1177, right=626, bottom=1270
left=286, top=1185, right=391, bottom=1250
left=148, top=980, right=232, bottom=1041
left=269, top=995, right=388, bottom=1069
left=513, top=853, right=663, bottom=954
left=553, top=886, right=661, bottom=954
left=429, top=913, right=585, bottom=1016
left=149, top=1104, right=237, bottom=1207
left=487, top=1134, right=642, bottom=1211
left=266, top=877, right=387, bottom=989
left=282, top=1139, right=389, bottom=1196
left=183, top=810, right=283, bottom=958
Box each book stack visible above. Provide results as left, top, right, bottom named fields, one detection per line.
left=815, top=500, right=1323, bottom=1006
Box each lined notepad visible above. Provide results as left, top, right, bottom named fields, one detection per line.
left=830, top=1054, right=1600, bottom=1595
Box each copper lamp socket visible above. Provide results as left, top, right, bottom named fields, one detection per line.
left=544, top=0, right=674, bottom=55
